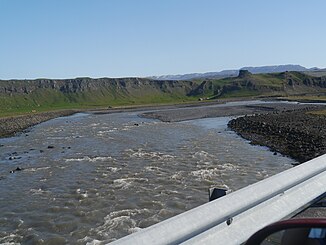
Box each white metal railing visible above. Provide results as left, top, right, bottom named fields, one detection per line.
left=108, top=154, right=326, bottom=245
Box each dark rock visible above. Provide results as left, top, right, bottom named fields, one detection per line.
left=228, top=108, right=326, bottom=163
left=238, top=70, right=252, bottom=78
left=40, top=150, right=44, bottom=153
left=9, top=156, right=21, bottom=160
left=47, top=145, right=55, bottom=149
left=9, top=167, right=22, bottom=173
left=134, top=123, right=139, bottom=126
left=273, top=152, right=277, bottom=155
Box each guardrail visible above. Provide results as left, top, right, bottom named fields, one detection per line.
left=109, top=154, right=326, bottom=245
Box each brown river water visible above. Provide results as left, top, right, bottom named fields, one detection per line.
left=0, top=102, right=296, bottom=244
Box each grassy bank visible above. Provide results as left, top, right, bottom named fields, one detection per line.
left=2, top=71, right=326, bottom=117
left=0, top=90, right=200, bottom=118
left=281, top=95, right=326, bottom=103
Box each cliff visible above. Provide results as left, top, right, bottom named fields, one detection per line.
left=1, top=72, right=326, bottom=116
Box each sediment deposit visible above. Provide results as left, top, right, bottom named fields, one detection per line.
left=228, top=107, right=326, bottom=163
left=0, top=110, right=78, bottom=138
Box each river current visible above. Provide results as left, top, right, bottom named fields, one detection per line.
left=0, top=103, right=296, bottom=244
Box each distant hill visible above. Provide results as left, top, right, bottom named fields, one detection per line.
left=149, top=69, right=238, bottom=81
left=1, top=71, right=326, bottom=116
left=304, top=68, right=326, bottom=77
left=149, top=65, right=323, bottom=81
left=191, top=70, right=326, bottom=100
left=241, top=65, right=307, bottom=74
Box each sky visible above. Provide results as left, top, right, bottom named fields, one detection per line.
left=1, top=0, right=326, bottom=79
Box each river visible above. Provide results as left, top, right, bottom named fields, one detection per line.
left=0, top=103, right=296, bottom=244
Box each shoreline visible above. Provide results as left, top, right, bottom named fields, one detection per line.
left=228, top=108, right=326, bottom=163
left=2, top=100, right=326, bottom=164
left=140, top=102, right=326, bottom=122
left=0, top=98, right=256, bottom=139
left=0, top=100, right=230, bottom=139
left=140, top=102, right=326, bottom=163
left=0, top=110, right=79, bottom=138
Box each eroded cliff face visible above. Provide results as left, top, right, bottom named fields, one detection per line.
left=0, top=77, right=204, bottom=114
left=0, top=78, right=197, bottom=95
left=1, top=72, right=326, bottom=109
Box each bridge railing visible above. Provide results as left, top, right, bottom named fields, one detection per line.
left=109, top=154, right=326, bottom=245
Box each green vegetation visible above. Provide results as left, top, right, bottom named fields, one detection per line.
left=1, top=71, right=326, bottom=117
left=0, top=88, right=198, bottom=117
left=218, top=88, right=261, bottom=98
left=304, top=69, right=326, bottom=77
left=308, top=110, right=326, bottom=116
left=282, top=95, right=326, bottom=103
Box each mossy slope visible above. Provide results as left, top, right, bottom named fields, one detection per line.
left=1, top=72, right=326, bottom=116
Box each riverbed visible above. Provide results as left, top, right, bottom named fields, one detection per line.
left=0, top=103, right=296, bottom=244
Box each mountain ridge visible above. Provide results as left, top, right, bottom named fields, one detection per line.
left=149, top=64, right=324, bottom=81
left=1, top=70, right=326, bottom=117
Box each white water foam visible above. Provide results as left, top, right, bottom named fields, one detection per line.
left=190, top=168, right=222, bottom=180
left=24, top=166, right=51, bottom=172
left=65, top=156, right=113, bottom=162
left=144, top=166, right=164, bottom=172
left=76, top=188, right=88, bottom=198
left=126, top=148, right=175, bottom=160
left=78, top=236, right=102, bottom=245
left=192, top=150, right=217, bottom=161
left=113, top=177, right=149, bottom=189
left=90, top=123, right=100, bottom=126
left=107, top=167, right=121, bottom=173
left=29, top=188, right=49, bottom=195
left=221, top=162, right=239, bottom=171
left=0, top=232, right=22, bottom=245
left=90, top=208, right=148, bottom=241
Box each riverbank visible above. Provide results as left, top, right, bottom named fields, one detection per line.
left=0, top=98, right=250, bottom=138
left=3, top=100, right=326, bottom=165
left=0, top=110, right=79, bottom=138
left=0, top=99, right=238, bottom=138
left=142, top=102, right=326, bottom=163
left=228, top=108, right=326, bottom=163
left=141, top=102, right=326, bottom=122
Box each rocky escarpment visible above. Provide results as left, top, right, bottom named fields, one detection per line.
left=0, top=110, right=78, bottom=138
left=187, top=70, right=326, bottom=99
left=0, top=77, right=197, bottom=95
left=0, top=77, right=203, bottom=114
left=228, top=106, right=326, bottom=163
left=1, top=72, right=326, bottom=117
left=2, top=71, right=326, bottom=97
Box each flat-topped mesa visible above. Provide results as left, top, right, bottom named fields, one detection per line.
left=238, top=69, right=252, bottom=78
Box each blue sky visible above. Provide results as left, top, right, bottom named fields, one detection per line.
left=1, top=0, right=326, bottom=79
